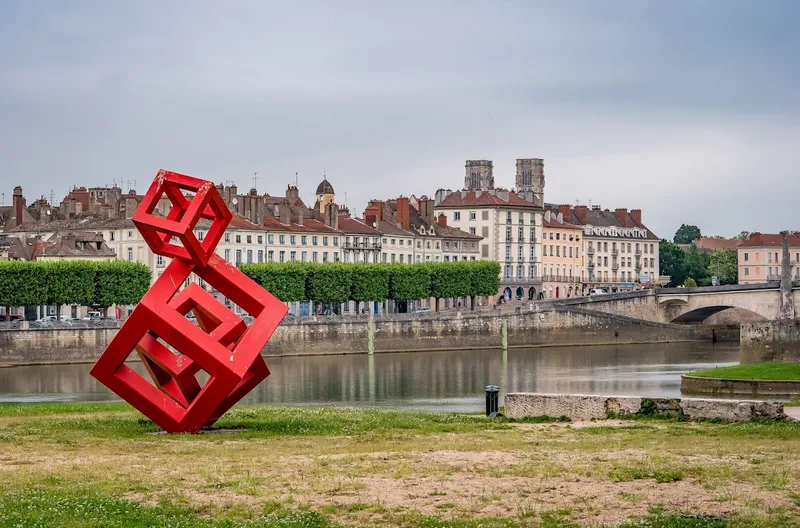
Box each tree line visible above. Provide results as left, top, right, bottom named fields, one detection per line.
left=0, top=261, right=151, bottom=319
left=660, top=224, right=740, bottom=287
left=239, top=261, right=501, bottom=309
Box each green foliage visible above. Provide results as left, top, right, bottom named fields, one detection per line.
left=388, top=264, right=431, bottom=300
left=93, top=261, right=150, bottom=307
left=708, top=247, right=738, bottom=285
left=305, top=263, right=351, bottom=304
left=44, top=261, right=95, bottom=307
left=659, top=240, right=687, bottom=286
left=350, top=264, right=390, bottom=302
left=673, top=224, right=702, bottom=244
left=427, top=262, right=470, bottom=300
left=688, top=362, right=800, bottom=381
left=466, top=261, right=501, bottom=297
left=240, top=263, right=307, bottom=302
left=734, top=231, right=751, bottom=241
left=683, top=277, right=698, bottom=288
left=0, top=261, right=48, bottom=308
left=684, top=244, right=711, bottom=285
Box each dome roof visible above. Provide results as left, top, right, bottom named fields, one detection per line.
left=316, top=178, right=334, bottom=195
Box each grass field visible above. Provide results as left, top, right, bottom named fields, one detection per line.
left=687, top=362, right=800, bottom=380
left=1, top=403, right=799, bottom=527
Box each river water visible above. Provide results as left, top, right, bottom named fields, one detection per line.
left=0, top=342, right=741, bottom=412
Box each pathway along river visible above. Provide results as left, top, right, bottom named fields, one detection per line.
left=0, top=342, right=741, bottom=412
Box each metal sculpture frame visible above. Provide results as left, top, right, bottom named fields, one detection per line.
left=90, top=170, right=287, bottom=433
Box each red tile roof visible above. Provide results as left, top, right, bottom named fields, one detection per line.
left=738, top=233, right=800, bottom=248
left=337, top=215, right=381, bottom=235
left=436, top=190, right=538, bottom=208
left=261, top=216, right=340, bottom=234
left=693, top=237, right=743, bottom=251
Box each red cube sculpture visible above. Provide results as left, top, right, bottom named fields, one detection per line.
left=90, top=169, right=287, bottom=433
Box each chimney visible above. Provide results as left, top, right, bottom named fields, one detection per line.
left=323, top=202, right=339, bottom=229
left=559, top=204, right=571, bottom=220
left=12, top=186, right=24, bottom=227
left=279, top=200, right=292, bottom=225
left=615, top=208, right=628, bottom=227
left=396, top=196, right=410, bottom=231
left=419, top=198, right=435, bottom=225
left=286, top=185, right=299, bottom=200
left=437, top=213, right=447, bottom=227
left=295, top=209, right=303, bottom=226
left=574, top=205, right=588, bottom=224
left=630, top=209, right=642, bottom=225
left=364, top=200, right=383, bottom=222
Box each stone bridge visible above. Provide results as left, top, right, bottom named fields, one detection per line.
left=540, top=282, right=800, bottom=324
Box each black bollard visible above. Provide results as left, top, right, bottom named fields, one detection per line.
left=485, top=385, right=500, bottom=417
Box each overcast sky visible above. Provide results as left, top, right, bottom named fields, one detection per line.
left=1, top=1, right=798, bottom=239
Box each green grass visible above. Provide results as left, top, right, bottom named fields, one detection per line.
left=687, top=362, right=800, bottom=381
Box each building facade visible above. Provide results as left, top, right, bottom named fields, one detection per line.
left=738, top=232, right=800, bottom=284
left=541, top=208, right=584, bottom=299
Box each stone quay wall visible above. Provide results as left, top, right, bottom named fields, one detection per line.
left=740, top=320, right=800, bottom=362
left=0, top=306, right=724, bottom=366
left=504, top=392, right=785, bottom=422
left=681, top=375, right=800, bottom=399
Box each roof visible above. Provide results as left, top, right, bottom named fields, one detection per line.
left=432, top=223, right=482, bottom=239
left=338, top=215, right=381, bottom=235
left=738, top=233, right=800, bottom=248
left=681, top=238, right=744, bottom=252
left=316, top=178, right=335, bottom=195
left=35, top=232, right=116, bottom=259
left=6, top=237, right=37, bottom=261
left=375, top=220, right=415, bottom=237
left=543, top=216, right=583, bottom=230
left=436, top=189, right=540, bottom=208
left=558, top=207, right=660, bottom=240
left=7, top=215, right=136, bottom=233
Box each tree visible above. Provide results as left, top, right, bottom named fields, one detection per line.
left=388, top=264, right=431, bottom=303
left=684, top=244, right=711, bottom=285
left=674, top=224, right=702, bottom=244
left=45, top=261, right=95, bottom=319
left=466, top=261, right=501, bottom=309
left=658, top=240, right=687, bottom=286
left=305, top=264, right=351, bottom=306
left=733, top=231, right=751, bottom=241
left=683, top=277, right=698, bottom=288
left=0, top=261, right=47, bottom=325
left=239, top=263, right=306, bottom=302
left=350, top=264, right=390, bottom=313
left=93, top=261, right=151, bottom=317
left=427, top=263, right=471, bottom=311
left=708, top=248, right=738, bottom=285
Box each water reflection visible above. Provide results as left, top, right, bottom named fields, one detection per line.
left=0, top=342, right=740, bottom=412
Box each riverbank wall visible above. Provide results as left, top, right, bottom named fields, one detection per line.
left=0, top=306, right=734, bottom=366
left=740, top=320, right=800, bottom=363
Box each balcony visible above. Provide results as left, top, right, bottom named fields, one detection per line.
left=587, top=247, right=595, bottom=256
left=635, top=249, right=642, bottom=256
left=611, top=249, right=619, bottom=256
left=587, top=261, right=595, bottom=269
left=611, top=261, right=619, bottom=270
left=542, top=275, right=581, bottom=283
left=502, top=276, right=543, bottom=284
left=343, top=242, right=381, bottom=250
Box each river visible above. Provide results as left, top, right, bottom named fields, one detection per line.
left=0, top=342, right=741, bottom=412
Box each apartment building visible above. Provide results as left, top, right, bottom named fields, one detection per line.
left=738, top=232, right=800, bottom=284
left=541, top=208, right=584, bottom=299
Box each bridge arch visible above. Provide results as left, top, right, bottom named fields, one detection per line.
left=670, top=305, right=768, bottom=324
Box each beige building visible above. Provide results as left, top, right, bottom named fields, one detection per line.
left=435, top=158, right=544, bottom=302
left=541, top=209, right=584, bottom=299
left=738, top=232, right=800, bottom=284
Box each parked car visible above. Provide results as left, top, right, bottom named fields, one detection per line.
left=32, top=316, right=58, bottom=328
left=82, top=311, right=103, bottom=321
left=589, top=288, right=608, bottom=296
left=414, top=308, right=432, bottom=314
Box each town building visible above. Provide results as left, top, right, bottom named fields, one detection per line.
left=35, top=232, right=116, bottom=261
left=541, top=208, right=584, bottom=299
left=434, top=158, right=544, bottom=302
left=678, top=237, right=743, bottom=253
left=553, top=204, right=660, bottom=293
left=738, top=232, right=800, bottom=284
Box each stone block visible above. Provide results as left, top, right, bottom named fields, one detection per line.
left=504, top=393, right=642, bottom=421
left=680, top=398, right=784, bottom=421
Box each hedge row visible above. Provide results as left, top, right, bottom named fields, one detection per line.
left=239, top=261, right=501, bottom=303
left=0, top=261, right=151, bottom=312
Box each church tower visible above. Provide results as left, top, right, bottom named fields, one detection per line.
left=515, top=158, right=545, bottom=205
left=315, top=177, right=335, bottom=214
left=464, top=160, right=494, bottom=190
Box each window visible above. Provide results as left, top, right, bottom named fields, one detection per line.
left=333, top=236, right=338, bottom=246
left=569, top=247, right=572, bottom=258
left=257, top=250, right=263, bottom=263
left=444, top=241, right=449, bottom=249
left=268, top=234, right=274, bottom=244
left=505, top=227, right=512, bottom=242
left=518, top=246, right=523, bottom=260
left=257, top=235, right=263, bottom=244
left=469, top=211, right=476, bottom=220
left=290, top=235, right=296, bottom=245
left=444, top=256, right=449, bottom=262
left=311, top=236, right=318, bottom=246
left=505, top=245, right=511, bottom=260
left=530, top=246, right=536, bottom=260
left=279, top=235, right=285, bottom=244
left=744, top=253, right=749, bottom=262
left=156, top=255, right=164, bottom=267
left=482, top=211, right=489, bottom=221
left=517, top=265, right=524, bottom=278
left=127, top=247, right=133, bottom=261
left=549, top=232, right=554, bottom=240
left=301, top=235, right=307, bottom=245
left=224, top=233, right=231, bottom=243
left=322, top=252, right=328, bottom=263
left=323, top=236, right=329, bottom=246
left=127, top=231, right=133, bottom=239
left=235, top=249, right=242, bottom=265
left=224, top=249, right=231, bottom=262
left=109, top=231, right=115, bottom=241
left=454, top=212, right=461, bottom=221
left=556, top=246, right=560, bottom=257
left=506, top=212, right=512, bottom=224
left=290, top=251, right=296, bottom=262
left=530, top=227, right=535, bottom=242
left=604, top=256, right=608, bottom=266
left=469, top=227, right=476, bottom=235
left=744, top=267, right=749, bottom=276
left=301, top=251, right=307, bottom=262
left=603, top=242, right=608, bottom=251
left=279, top=251, right=285, bottom=263
left=549, top=244, right=553, bottom=256
left=650, top=258, right=655, bottom=267
left=246, top=235, right=251, bottom=244
left=426, top=241, right=431, bottom=249
left=518, top=227, right=524, bottom=241
left=246, top=250, right=253, bottom=263
left=334, top=253, right=340, bottom=262
left=236, top=235, right=241, bottom=243
left=504, top=264, right=511, bottom=278
left=519, top=212, right=524, bottom=224
left=556, top=233, right=560, bottom=241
